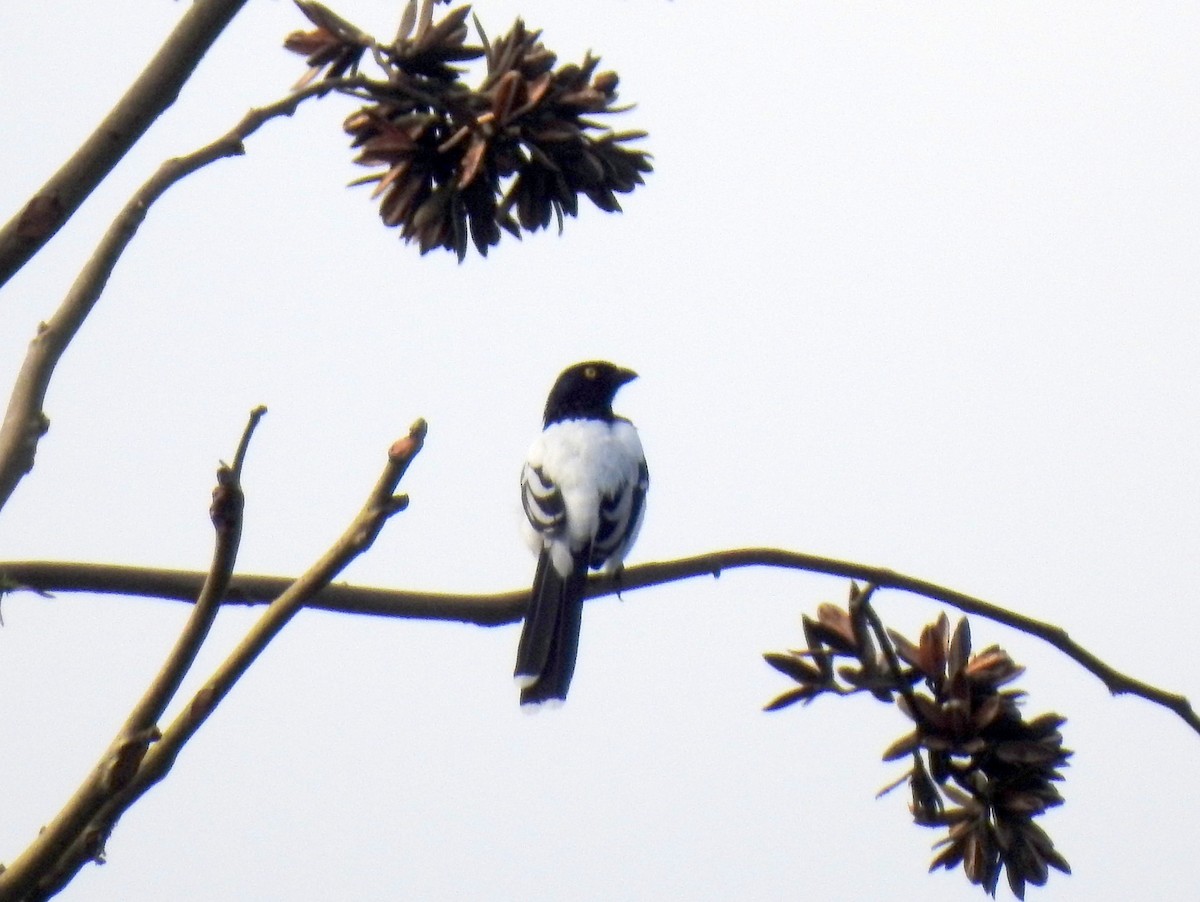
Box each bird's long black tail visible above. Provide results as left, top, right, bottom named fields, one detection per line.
left=514, top=550, right=589, bottom=705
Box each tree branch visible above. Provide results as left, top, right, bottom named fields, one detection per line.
left=3, top=547, right=1197, bottom=738
left=117, top=406, right=265, bottom=738
left=0, top=0, right=253, bottom=290
left=0, top=408, right=266, bottom=902
left=1, top=418, right=424, bottom=902
left=0, top=77, right=363, bottom=515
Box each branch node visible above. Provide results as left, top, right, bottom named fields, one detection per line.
left=100, top=726, right=161, bottom=794
left=209, top=481, right=245, bottom=533
left=81, top=827, right=107, bottom=866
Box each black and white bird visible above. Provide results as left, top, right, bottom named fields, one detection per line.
left=514, top=361, right=648, bottom=706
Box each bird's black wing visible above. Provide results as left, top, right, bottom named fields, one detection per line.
left=592, top=457, right=649, bottom=568
left=515, top=462, right=585, bottom=702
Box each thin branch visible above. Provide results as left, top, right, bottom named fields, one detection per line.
left=0, top=408, right=266, bottom=902
left=845, top=587, right=946, bottom=816
left=856, top=585, right=933, bottom=732
left=856, top=587, right=909, bottom=698
left=0, top=560, right=526, bottom=623
left=0, top=0, right=253, bottom=289
left=0, top=77, right=364, bottom=515
left=3, top=547, right=1198, bottom=737
left=7, top=419, right=425, bottom=902
left=117, top=406, right=266, bottom=734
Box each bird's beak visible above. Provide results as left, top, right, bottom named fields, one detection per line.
left=616, top=367, right=639, bottom=385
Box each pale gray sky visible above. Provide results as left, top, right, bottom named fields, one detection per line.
left=2, top=1, right=1198, bottom=899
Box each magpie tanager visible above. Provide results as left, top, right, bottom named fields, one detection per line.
left=514, top=361, right=649, bottom=705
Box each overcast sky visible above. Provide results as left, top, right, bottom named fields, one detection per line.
left=2, top=1, right=1199, bottom=899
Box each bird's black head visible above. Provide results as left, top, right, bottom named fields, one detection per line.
left=543, top=360, right=638, bottom=425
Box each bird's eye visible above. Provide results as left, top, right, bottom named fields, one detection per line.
left=584, top=366, right=597, bottom=379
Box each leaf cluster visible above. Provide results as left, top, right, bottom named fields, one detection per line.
left=766, top=587, right=1071, bottom=899
left=285, top=0, right=651, bottom=260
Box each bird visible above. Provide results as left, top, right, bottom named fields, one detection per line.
left=514, top=360, right=649, bottom=706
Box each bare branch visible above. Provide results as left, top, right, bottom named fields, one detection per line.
left=2, top=418, right=425, bottom=901
left=0, top=409, right=266, bottom=902
left=4, top=546, right=1197, bottom=737
left=119, top=406, right=265, bottom=736
left=0, top=0, right=253, bottom=289
left=0, top=78, right=361, bottom=515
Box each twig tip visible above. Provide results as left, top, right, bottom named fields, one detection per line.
left=389, top=419, right=428, bottom=461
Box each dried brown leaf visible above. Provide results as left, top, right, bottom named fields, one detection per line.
left=763, top=686, right=818, bottom=712
left=881, top=730, right=920, bottom=762
left=396, top=0, right=418, bottom=41
left=816, top=602, right=857, bottom=649
left=458, top=136, right=489, bottom=188
left=948, top=616, right=972, bottom=677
